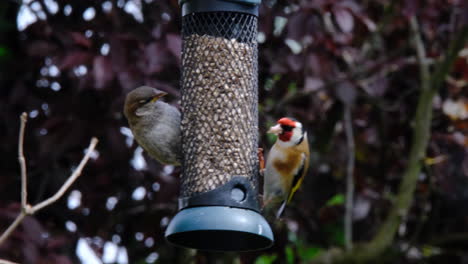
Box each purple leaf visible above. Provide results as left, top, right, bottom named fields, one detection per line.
left=69, top=32, right=92, bottom=48
left=333, top=8, right=354, bottom=33
left=93, top=56, right=114, bottom=90
left=287, top=13, right=308, bottom=40
left=304, top=77, right=324, bottom=92
left=364, top=76, right=389, bottom=97
left=403, top=0, right=419, bottom=18
left=59, top=51, right=93, bottom=70
left=45, top=255, right=73, bottom=264
left=21, top=216, right=45, bottom=246
left=145, top=42, right=170, bottom=74
left=353, top=195, right=371, bottom=220
left=118, top=68, right=143, bottom=91
left=166, top=33, right=181, bottom=62
left=287, top=55, right=303, bottom=72
left=26, top=40, right=58, bottom=57
left=335, top=81, right=356, bottom=105
left=354, top=12, right=377, bottom=32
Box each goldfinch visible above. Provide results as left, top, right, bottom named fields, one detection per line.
left=124, top=86, right=182, bottom=165
left=263, top=117, right=310, bottom=218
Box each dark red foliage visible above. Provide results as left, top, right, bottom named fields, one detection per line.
left=0, top=0, right=467, bottom=263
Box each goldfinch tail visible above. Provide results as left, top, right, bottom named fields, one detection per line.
left=276, top=200, right=287, bottom=219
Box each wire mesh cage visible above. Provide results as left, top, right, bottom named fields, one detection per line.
left=165, top=0, right=273, bottom=252
left=180, top=11, right=259, bottom=197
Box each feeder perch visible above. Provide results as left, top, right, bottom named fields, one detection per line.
left=165, top=0, right=274, bottom=251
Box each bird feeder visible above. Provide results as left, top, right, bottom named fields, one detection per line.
left=165, top=0, right=274, bottom=251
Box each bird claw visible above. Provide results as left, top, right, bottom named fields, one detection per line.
left=261, top=196, right=273, bottom=211
left=258, top=148, right=265, bottom=176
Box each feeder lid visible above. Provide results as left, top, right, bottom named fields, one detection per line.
left=180, top=0, right=261, bottom=5
left=180, top=0, right=261, bottom=16
left=165, top=206, right=274, bottom=251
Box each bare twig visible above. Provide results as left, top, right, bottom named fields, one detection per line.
left=32, top=137, right=98, bottom=212
left=410, top=17, right=431, bottom=91
left=0, top=113, right=98, bottom=251
left=0, top=212, right=27, bottom=246
left=0, top=259, right=20, bottom=264
left=344, top=106, right=355, bottom=251
left=0, top=113, right=30, bottom=245
left=18, top=113, right=27, bottom=209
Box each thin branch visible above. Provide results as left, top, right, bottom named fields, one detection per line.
left=358, top=13, right=436, bottom=259
left=410, top=17, right=431, bottom=91
left=0, top=113, right=99, bottom=250
left=0, top=259, right=20, bottom=264
left=18, top=113, right=27, bottom=209
left=0, top=113, right=29, bottom=245
left=0, top=211, right=27, bottom=246
left=344, top=106, right=355, bottom=251
left=431, top=28, right=468, bottom=91
left=32, top=137, right=98, bottom=213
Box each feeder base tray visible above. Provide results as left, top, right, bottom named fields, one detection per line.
left=165, top=206, right=274, bottom=251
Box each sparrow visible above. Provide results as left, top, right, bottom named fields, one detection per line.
left=263, top=117, right=310, bottom=218
left=124, top=86, right=182, bottom=165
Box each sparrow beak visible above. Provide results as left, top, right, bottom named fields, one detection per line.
left=267, top=124, right=283, bottom=135
left=150, top=91, right=168, bottom=103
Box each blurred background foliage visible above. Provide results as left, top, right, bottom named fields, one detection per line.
left=0, top=0, right=467, bottom=263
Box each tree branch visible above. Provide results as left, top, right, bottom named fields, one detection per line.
left=0, top=113, right=99, bottom=259
left=344, top=106, right=355, bottom=251
left=32, top=137, right=98, bottom=213
left=18, top=113, right=27, bottom=210
left=410, top=17, right=431, bottom=91
left=0, top=212, right=27, bottom=247
left=361, top=16, right=434, bottom=256
left=0, top=259, right=20, bottom=264
left=310, top=18, right=468, bottom=264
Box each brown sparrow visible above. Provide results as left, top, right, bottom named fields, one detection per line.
left=124, top=86, right=182, bottom=165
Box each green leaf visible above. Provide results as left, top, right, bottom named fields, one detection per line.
left=325, top=194, right=345, bottom=206
left=287, top=82, right=297, bottom=94
left=334, top=229, right=345, bottom=246
left=255, top=254, right=277, bottom=264
left=288, top=229, right=298, bottom=243
left=324, top=224, right=345, bottom=246
left=422, top=245, right=442, bottom=257
left=285, top=246, right=295, bottom=264
left=297, top=245, right=323, bottom=261
left=265, top=120, right=277, bottom=145
left=0, top=45, right=9, bottom=58
left=267, top=133, right=277, bottom=145
left=264, top=74, right=282, bottom=91
left=265, top=98, right=275, bottom=108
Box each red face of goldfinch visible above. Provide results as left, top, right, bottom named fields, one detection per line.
left=268, top=117, right=303, bottom=144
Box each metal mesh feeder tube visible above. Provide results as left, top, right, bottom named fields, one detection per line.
left=165, top=0, right=273, bottom=252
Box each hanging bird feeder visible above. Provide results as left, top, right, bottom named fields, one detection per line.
left=165, top=0, right=274, bottom=251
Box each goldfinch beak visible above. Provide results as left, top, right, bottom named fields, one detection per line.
left=150, top=92, right=168, bottom=103
left=268, top=124, right=283, bottom=135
